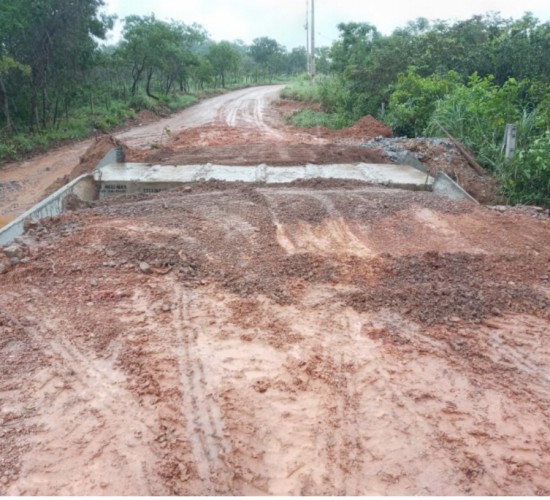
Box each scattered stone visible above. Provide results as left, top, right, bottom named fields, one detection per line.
left=139, top=262, right=151, bottom=274
left=492, top=206, right=507, bottom=213
left=161, top=304, right=171, bottom=313
left=1, top=476, right=8, bottom=485
left=3, top=245, right=21, bottom=259
left=451, top=337, right=466, bottom=350
left=9, top=257, right=19, bottom=266
left=90, top=279, right=98, bottom=287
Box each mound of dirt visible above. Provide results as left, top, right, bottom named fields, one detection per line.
left=128, top=143, right=390, bottom=166
left=341, top=115, right=393, bottom=139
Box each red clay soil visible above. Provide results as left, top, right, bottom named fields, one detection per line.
left=130, top=141, right=390, bottom=166
left=1, top=182, right=549, bottom=495
left=125, top=99, right=393, bottom=166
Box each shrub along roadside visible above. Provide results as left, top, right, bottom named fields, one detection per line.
left=282, top=75, right=355, bottom=130
left=283, top=72, right=550, bottom=207
left=424, top=75, right=550, bottom=206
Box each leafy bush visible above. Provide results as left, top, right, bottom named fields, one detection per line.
left=423, top=74, right=550, bottom=205
left=11, top=134, right=35, bottom=153
left=0, top=143, right=18, bottom=162
left=385, top=68, right=460, bottom=137
left=502, top=131, right=550, bottom=206
left=281, top=75, right=322, bottom=102
left=317, top=75, right=351, bottom=114
left=427, top=76, right=525, bottom=167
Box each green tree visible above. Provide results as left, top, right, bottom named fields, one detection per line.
left=249, top=37, right=286, bottom=81
left=0, top=56, right=30, bottom=132
left=207, top=41, right=241, bottom=88
left=0, top=0, right=112, bottom=130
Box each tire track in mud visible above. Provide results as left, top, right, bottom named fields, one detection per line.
left=217, top=90, right=285, bottom=141
left=359, top=311, right=550, bottom=495
left=485, top=317, right=550, bottom=388
left=173, top=284, right=233, bottom=494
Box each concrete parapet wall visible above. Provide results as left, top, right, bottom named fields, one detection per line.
left=432, top=172, right=478, bottom=203
left=395, top=151, right=428, bottom=174
left=0, top=174, right=95, bottom=246
left=95, top=162, right=434, bottom=198
left=0, top=147, right=122, bottom=246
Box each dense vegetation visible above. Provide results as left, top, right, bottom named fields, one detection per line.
left=286, top=13, right=550, bottom=206
left=0, top=0, right=307, bottom=162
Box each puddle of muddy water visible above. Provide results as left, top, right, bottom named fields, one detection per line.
left=0, top=215, right=16, bottom=228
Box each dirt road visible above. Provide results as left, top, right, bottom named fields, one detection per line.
left=0, top=85, right=285, bottom=219
left=1, top=88, right=550, bottom=495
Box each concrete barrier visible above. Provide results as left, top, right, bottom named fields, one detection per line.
left=95, top=145, right=125, bottom=169
left=0, top=145, right=476, bottom=247
left=0, top=174, right=96, bottom=245
left=432, top=172, right=478, bottom=203
left=0, top=146, right=123, bottom=246
left=395, top=151, right=428, bottom=174
left=95, top=162, right=434, bottom=198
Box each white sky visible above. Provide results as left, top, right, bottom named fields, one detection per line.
left=101, top=0, right=550, bottom=48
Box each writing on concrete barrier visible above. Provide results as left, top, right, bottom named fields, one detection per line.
left=102, top=184, right=128, bottom=195
left=99, top=182, right=170, bottom=198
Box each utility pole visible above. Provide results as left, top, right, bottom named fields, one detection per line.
left=310, top=0, right=316, bottom=82
left=305, top=0, right=310, bottom=75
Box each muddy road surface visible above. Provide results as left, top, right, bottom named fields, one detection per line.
left=1, top=85, right=550, bottom=495
left=1, top=182, right=550, bottom=495
left=0, top=85, right=285, bottom=219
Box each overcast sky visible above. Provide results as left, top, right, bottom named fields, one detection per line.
left=102, top=0, right=550, bottom=49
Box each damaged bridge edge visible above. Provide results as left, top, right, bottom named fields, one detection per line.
left=396, top=151, right=479, bottom=204
left=0, top=174, right=97, bottom=246
left=1, top=146, right=476, bottom=247
left=0, top=147, right=123, bottom=246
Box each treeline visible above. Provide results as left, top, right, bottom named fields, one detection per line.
left=297, top=13, right=550, bottom=205
left=0, top=0, right=306, bottom=160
